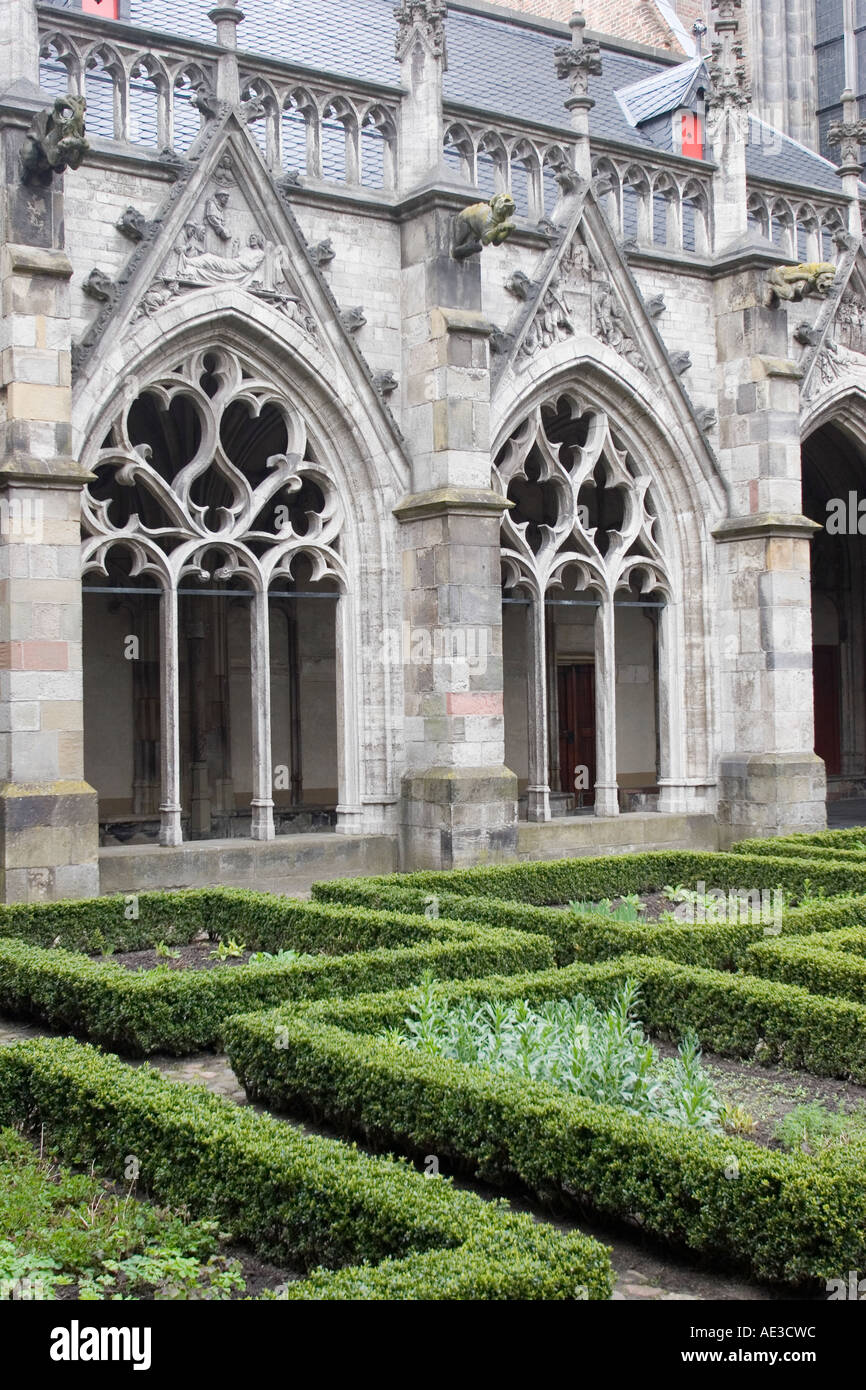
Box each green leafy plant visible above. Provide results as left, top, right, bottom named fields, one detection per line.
left=568, top=896, right=646, bottom=923
left=247, top=949, right=301, bottom=967
left=209, top=938, right=246, bottom=961
left=775, top=1101, right=866, bottom=1154
left=386, top=976, right=724, bottom=1132
left=155, top=941, right=181, bottom=961
left=0, top=1126, right=246, bottom=1300
left=722, top=1103, right=758, bottom=1138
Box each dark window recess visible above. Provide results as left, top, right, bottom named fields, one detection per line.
left=815, top=0, right=845, bottom=44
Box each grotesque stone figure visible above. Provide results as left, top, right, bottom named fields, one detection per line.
left=452, top=193, right=516, bottom=259
left=765, top=262, right=837, bottom=306
left=20, top=96, right=89, bottom=186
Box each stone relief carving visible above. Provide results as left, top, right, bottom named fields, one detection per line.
left=696, top=406, right=717, bottom=432
left=83, top=268, right=115, bottom=302
left=670, top=350, right=692, bottom=375
left=116, top=206, right=149, bottom=242
left=20, top=95, right=89, bottom=185
left=595, top=282, right=647, bottom=373
left=836, top=290, right=866, bottom=354
left=505, top=270, right=533, bottom=300
left=131, top=191, right=320, bottom=341
left=794, top=321, right=819, bottom=347
left=489, top=327, right=513, bottom=355
left=646, top=294, right=666, bottom=319
left=341, top=306, right=367, bottom=333
left=765, top=262, right=837, bottom=307
left=373, top=370, right=398, bottom=395
left=310, top=238, right=336, bottom=268
left=204, top=190, right=232, bottom=241
left=452, top=194, right=516, bottom=260
left=520, top=280, right=573, bottom=358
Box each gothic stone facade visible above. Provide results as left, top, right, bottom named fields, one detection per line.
left=0, top=0, right=864, bottom=901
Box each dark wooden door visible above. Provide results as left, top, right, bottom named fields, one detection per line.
left=557, top=663, right=596, bottom=805
left=813, top=645, right=841, bottom=776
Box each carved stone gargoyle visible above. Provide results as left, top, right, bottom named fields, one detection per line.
left=452, top=193, right=516, bottom=260
left=765, top=262, right=837, bottom=307
left=20, top=95, right=89, bottom=186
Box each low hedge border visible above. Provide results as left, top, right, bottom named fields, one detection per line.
left=0, top=888, right=502, bottom=956
left=228, top=950, right=866, bottom=1087
left=0, top=1035, right=612, bottom=1300
left=311, top=878, right=866, bottom=970
left=224, top=967, right=866, bottom=1285
left=731, top=838, right=866, bottom=863
left=733, top=830, right=866, bottom=852
left=312, top=850, right=866, bottom=911
left=745, top=932, right=866, bottom=1005
left=0, top=923, right=552, bottom=1056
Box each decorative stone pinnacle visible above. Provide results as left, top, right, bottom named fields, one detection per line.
left=554, top=8, right=602, bottom=105
left=706, top=0, right=750, bottom=111
left=827, top=88, right=866, bottom=174
left=394, top=0, right=447, bottom=65
left=208, top=0, right=244, bottom=50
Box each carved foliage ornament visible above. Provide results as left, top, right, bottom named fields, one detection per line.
left=394, top=0, right=447, bottom=64
left=20, top=95, right=89, bottom=186
left=493, top=398, right=668, bottom=603
left=553, top=11, right=602, bottom=102
left=81, top=347, right=342, bottom=594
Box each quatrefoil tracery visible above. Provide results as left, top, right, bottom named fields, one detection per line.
left=81, top=348, right=343, bottom=593
left=493, top=397, right=669, bottom=603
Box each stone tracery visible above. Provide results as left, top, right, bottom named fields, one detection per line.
left=81, top=347, right=343, bottom=846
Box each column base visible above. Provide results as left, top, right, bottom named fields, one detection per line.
left=525, top=785, right=551, bottom=822
left=250, top=799, right=275, bottom=841
left=594, top=782, right=620, bottom=818
left=0, top=780, right=99, bottom=902
left=400, top=765, right=518, bottom=870
left=716, top=752, right=827, bottom=846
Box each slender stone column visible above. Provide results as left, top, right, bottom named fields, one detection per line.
left=525, top=594, right=550, bottom=822
left=553, top=10, right=602, bottom=181
left=593, top=597, right=618, bottom=817
left=249, top=586, right=275, bottom=840
left=157, top=584, right=183, bottom=847
left=828, top=90, right=866, bottom=240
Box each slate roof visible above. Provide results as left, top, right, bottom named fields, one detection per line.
left=616, top=55, right=709, bottom=126
left=67, top=0, right=848, bottom=197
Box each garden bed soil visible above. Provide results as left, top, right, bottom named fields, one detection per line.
left=95, top=943, right=265, bottom=972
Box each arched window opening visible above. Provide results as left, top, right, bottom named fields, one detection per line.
left=82, top=349, right=344, bottom=847
left=360, top=107, right=396, bottom=189
left=496, top=396, right=672, bottom=823
left=127, top=58, right=163, bottom=147
left=173, top=68, right=205, bottom=152
left=84, top=46, right=122, bottom=140
left=443, top=124, right=475, bottom=184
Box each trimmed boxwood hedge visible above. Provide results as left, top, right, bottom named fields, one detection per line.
left=0, top=921, right=552, bottom=1055
left=733, top=830, right=866, bottom=852
left=0, top=888, right=496, bottom=955
left=312, top=849, right=866, bottom=910
left=223, top=968, right=866, bottom=1285
left=312, top=877, right=866, bottom=969
left=0, top=1035, right=612, bottom=1301
left=745, top=931, right=866, bottom=1005
left=731, top=838, right=866, bottom=863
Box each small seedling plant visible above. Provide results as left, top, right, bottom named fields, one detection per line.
left=568, top=894, right=646, bottom=923
left=209, top=938, right=246, bottom=962
left=384, top=977, right=725, bottom=1132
